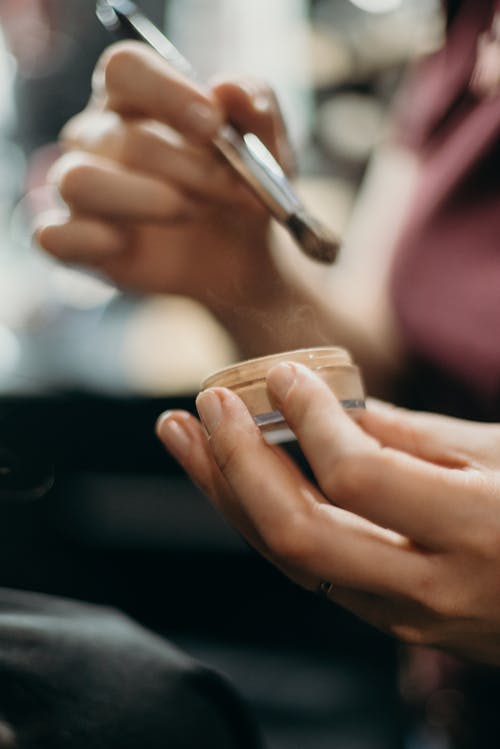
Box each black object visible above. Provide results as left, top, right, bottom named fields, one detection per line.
left=0, top=398, right=58, bottom=503
left=0, top=392, right=189, bottom=503
left=0, top=588, right=263, bottom=749
left=0, top=445, right=54, bottom=503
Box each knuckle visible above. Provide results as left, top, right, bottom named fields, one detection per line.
left=411, top=564, right=461, bottom=619
left=411, top=566, right=438, bottom=609
left=326, top=451, right=380, bottom=501
left=264, top=511, right=314, bottom=566
left=211, top=435, right=247, bottom=479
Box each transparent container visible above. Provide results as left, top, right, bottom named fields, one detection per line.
left=200, top=346, right=365, bottom=443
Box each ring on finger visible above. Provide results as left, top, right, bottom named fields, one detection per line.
left=317, top=580, right=334, bottom=600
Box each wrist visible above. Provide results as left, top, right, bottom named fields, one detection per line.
left=199, top=222, right=279, bottom=308
left=207, top=262, right=325, bottom=359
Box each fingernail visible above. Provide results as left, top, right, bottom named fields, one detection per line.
left=156, top=413, right=191, bottom=460
left=267, top=362, right=296, bottom=404
left=196, top=390, right=223, bottom=435
left=184, top=101, right=221, bottom=138
left=238, top=82, right=271, bottom=114
left=252, top=94, right=271, bottom=114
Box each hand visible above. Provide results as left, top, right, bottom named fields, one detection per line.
left=36, top=41, right=293, bottom=305
left=33, top=41, right=404, bottom=379
left=157, top=362, right=500, bottom=665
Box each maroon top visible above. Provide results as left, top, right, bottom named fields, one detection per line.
left=390, top=0, right=500, bottom=406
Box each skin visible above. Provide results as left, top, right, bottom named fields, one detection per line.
left=157, top=363, right=500, bottom=666
left=36, top=42, right=500, bottom=664
left=36, top=41, right=402, bottom=395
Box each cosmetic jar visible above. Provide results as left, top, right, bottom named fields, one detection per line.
left=200, top=347, right=365, bottom=444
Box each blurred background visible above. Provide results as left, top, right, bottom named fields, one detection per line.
left=0, top=2, right=446, bottom=748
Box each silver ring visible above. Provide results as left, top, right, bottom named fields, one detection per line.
left=318, top=580, right=334, bottom=599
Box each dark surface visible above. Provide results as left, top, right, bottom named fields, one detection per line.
left=0, top=392, right=404, bottom=748
left=0, top=588, right=263, bottom=749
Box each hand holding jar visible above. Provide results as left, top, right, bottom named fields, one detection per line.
left=157, top=360, right=500, bottom=666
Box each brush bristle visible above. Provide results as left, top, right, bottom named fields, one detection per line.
left=286, top=212, right=339, bottom=264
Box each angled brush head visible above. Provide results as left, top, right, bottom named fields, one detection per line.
left=287, top=212, right=339, bottom=264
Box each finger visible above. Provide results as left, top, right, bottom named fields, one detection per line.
left=103, top=42, right=223, bottom=141
left=212, top=77, right=295, bottom=176
left=157, top=411, right=372, bottom=593
left=360, top=399, right=500, bottom=471
left=266, top=360, right=379, bottom=474
left=156, top=410, right=227, bottom=500
left=266, top=362, right=477, bottom=549
left=195, top=387, right=430, bottom=598
left=89, top=44, right=113, bottom=106
left=63, top=115, right=255, bottom=207
left=36, top=211, right=127, bottom=262
left=155, top=410, right=276, bottom=561
left=51, top=152, right=192, bottom=222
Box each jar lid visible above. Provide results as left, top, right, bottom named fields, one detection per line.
left=201, top=346, right=354, bottom=390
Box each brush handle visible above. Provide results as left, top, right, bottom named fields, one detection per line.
left=213, top=128, right=303, bottom=220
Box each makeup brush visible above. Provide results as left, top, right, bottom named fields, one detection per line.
left=96, top=0, right=339, bottom=264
